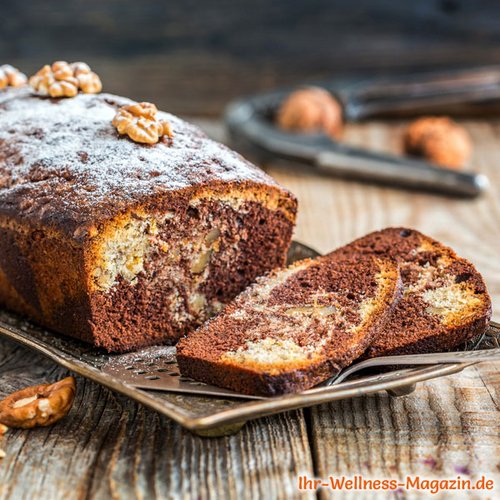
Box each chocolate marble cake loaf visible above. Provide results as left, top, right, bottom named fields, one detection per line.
left=0, top=91, right=297, bottom=352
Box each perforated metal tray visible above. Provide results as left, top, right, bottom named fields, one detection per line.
left=0, top=242, right=498, bottom=436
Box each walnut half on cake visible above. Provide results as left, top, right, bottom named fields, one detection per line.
left=0, top=91, right=297, bottom=352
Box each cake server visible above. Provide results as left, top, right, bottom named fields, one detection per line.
left=98, top=331, right=500, bottom=400
left=323, top=344, right=500, bottom=387
left=225, top=66, right=499, bottom=197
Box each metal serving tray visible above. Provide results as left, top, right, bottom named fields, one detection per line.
left=0, top=242, right=498, bottom=436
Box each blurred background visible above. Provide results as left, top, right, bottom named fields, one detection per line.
left=2, top=0, right=500, bottom=116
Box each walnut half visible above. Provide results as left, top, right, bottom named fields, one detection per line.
left=0, top=64, right=27, bottom=89
left=0, top=376, right=76, bottom=428
left=403, top=116, right=472, bottom=169
left=277, top=87, right=343, bottom=140
left=112, top=102, right=173, bottom=145
left=29, top=61, right=102, bottom=98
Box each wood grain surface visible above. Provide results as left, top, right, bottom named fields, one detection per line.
left=0, top=118, right=499, bottom=499
left=311, top=361, right=500, bottom=500
left=0, top=340, right=315, bottom=500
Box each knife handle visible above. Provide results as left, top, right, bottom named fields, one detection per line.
left=344, top=66, right=500, bottom=120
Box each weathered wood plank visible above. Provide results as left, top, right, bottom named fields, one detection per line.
left=308, top=364, right=500, bottom=499
left=0, top=338, right=315, bottom=500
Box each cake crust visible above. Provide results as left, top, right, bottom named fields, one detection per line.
left=0, top=92, right=295, bottom=237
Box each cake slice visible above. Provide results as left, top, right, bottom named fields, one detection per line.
left=332, top=228, right=492, bottom=357
left=176, top=255, right=401, bottom=396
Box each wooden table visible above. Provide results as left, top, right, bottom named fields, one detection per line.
left=0, top=119, right=498, bottom=499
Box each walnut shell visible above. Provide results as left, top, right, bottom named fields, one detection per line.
left=403, top=116, right=472, bottom=169
left=277, top=87, right=343, bottom=139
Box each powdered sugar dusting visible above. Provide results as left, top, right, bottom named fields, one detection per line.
left=0, top=92, right=278, bottom=235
